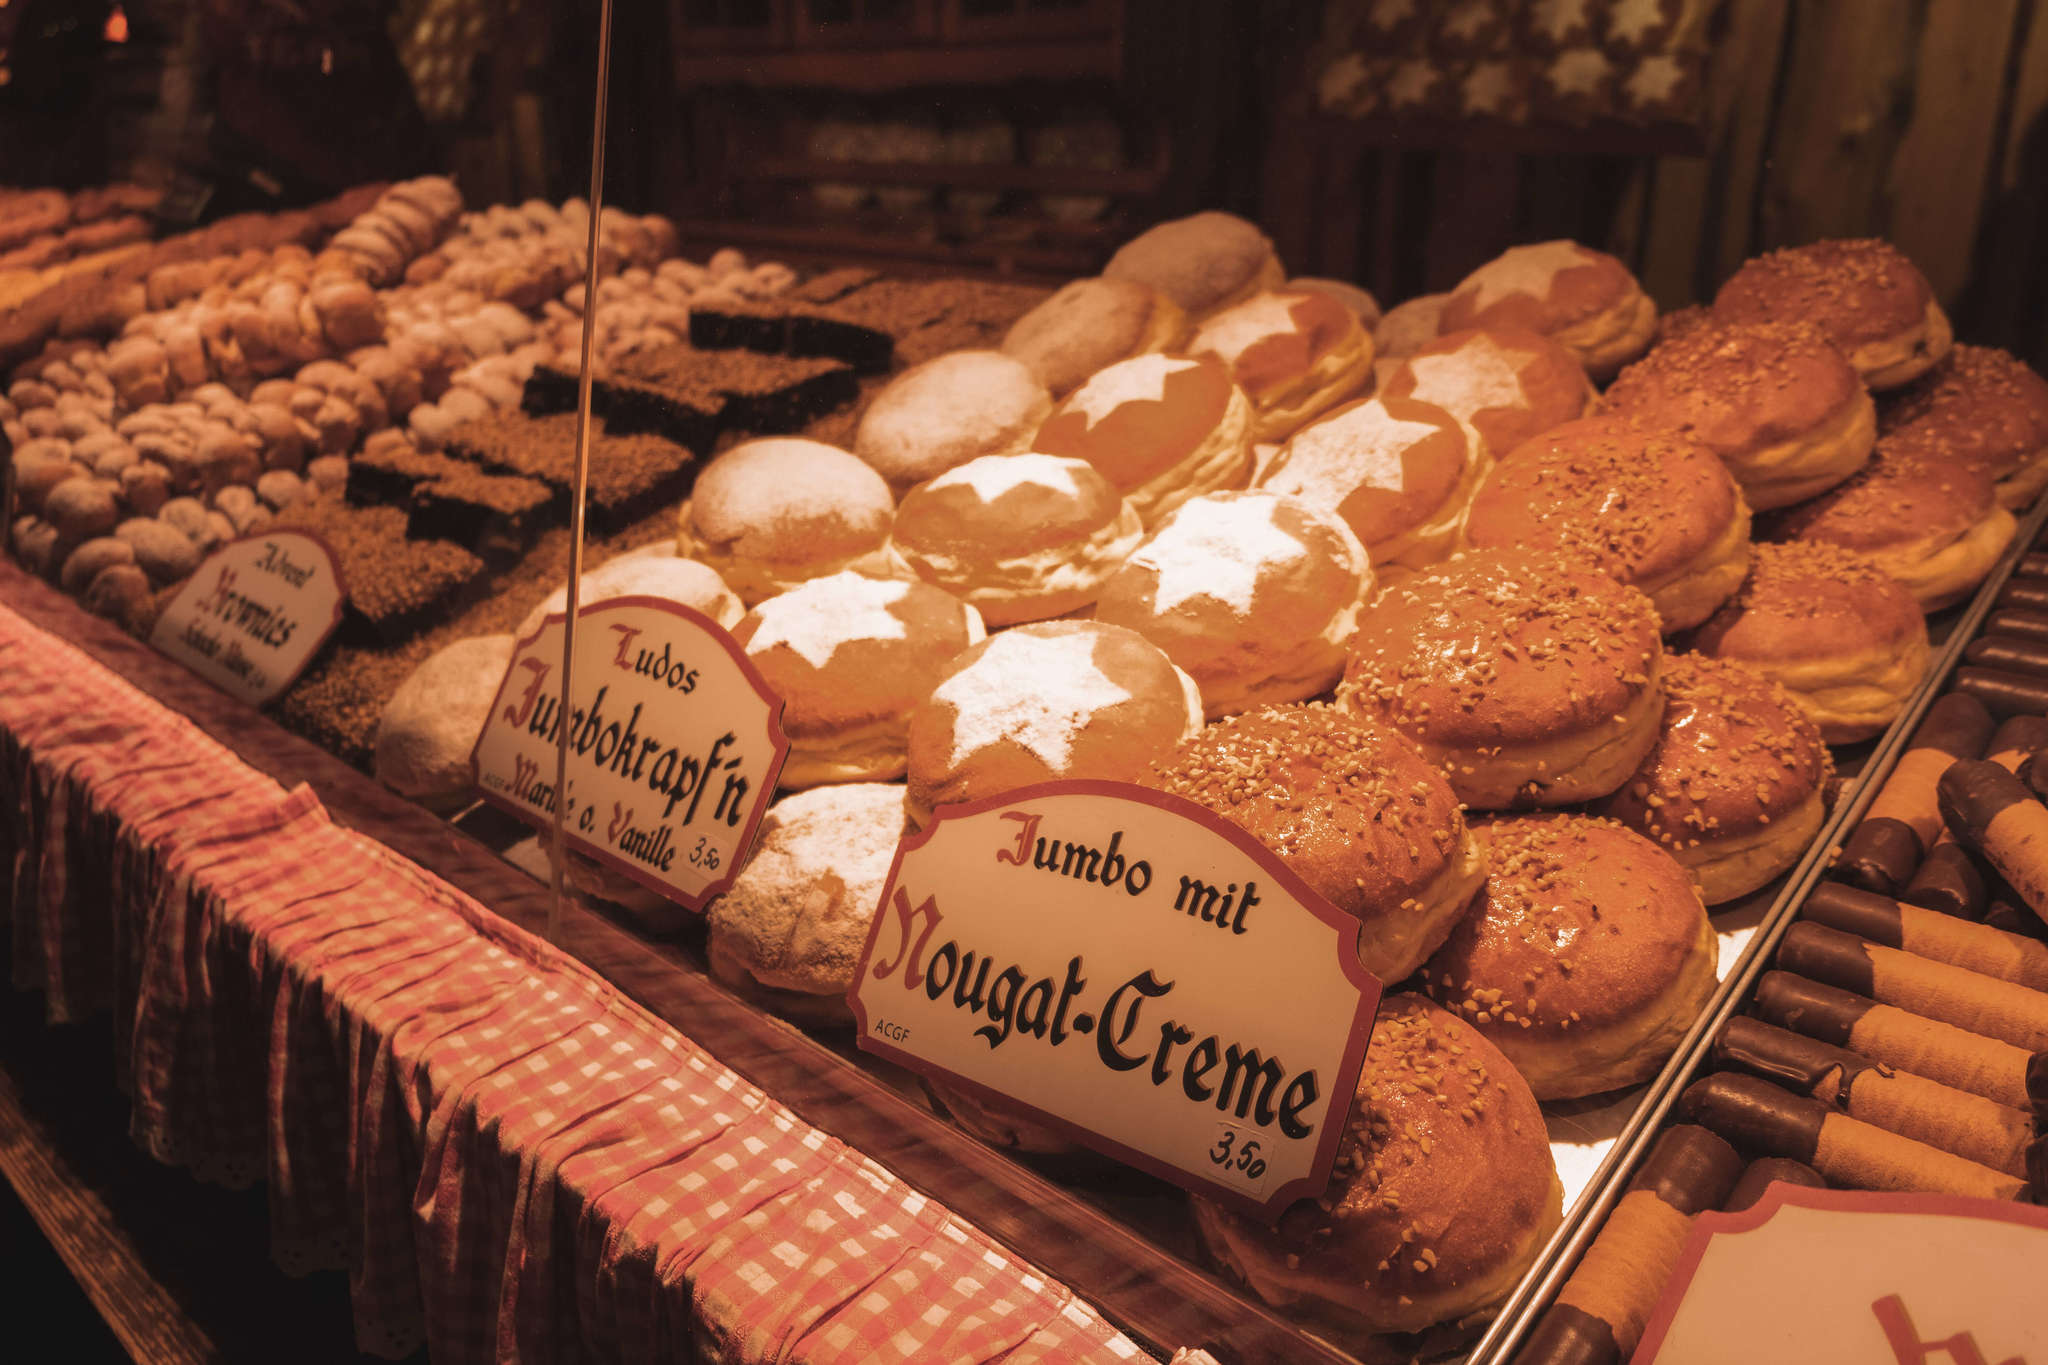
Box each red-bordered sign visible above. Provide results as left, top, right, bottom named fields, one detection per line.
left=149, top=529, right=348, bottom=705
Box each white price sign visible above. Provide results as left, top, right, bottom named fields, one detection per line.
left=149, top=531, right=347, bottom=705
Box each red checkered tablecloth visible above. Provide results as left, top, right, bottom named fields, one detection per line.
left=0, top=603, right=1160, bottom=1364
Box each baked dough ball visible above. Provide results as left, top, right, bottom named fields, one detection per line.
left=1594, top=653, right=1833, bottom=905
left=734, top=572, right=984, bottom=787
left=1421, top=815, right=1718, bottom=1100
left=1464, top=415, right=1752, bottom=632
left=518, top=553, right=743, bottom=637
left=853, top=350, right=1052, bottom=493
left=1344, top=549, right=1666, bottom=810
left=889, top=452, right=1142, bottom=626
left=1146, top=704, right=1485, bottom=982
left=1714, top=238, right=1952, bottom=390
left=1193, top=995, right=1562, bottom=1339
left=704, top=782, right=909, bottom=1027
left=1259, top=394, right=1489, bottom=575
left=374, top=634, right=515, bottom=812
left=1604, top=316, right=1876, bottom=510
left=1374, top=292, right=1450, bottom=362
left=999, top=276, right=1188, bottom=398
left=1881, top=344, right=2048, bottom=509
left=1378, top=326, right=1598, bottom=460
left=1287, top=276, right=1383, bottom=329
left=1033, top=352, right=1254, bottom=527
left=905, top=620, right=1203, bottom=826
left=1102, top=211, right=1284, bottom=320
left=1092, top=490, right=1372, bottom=718
left=1437, top=240, right=1656, bottom=380
left=1688, top=541, right=1929, bottom=744
left=676, top=438, right=897, bottom=605
left=1185, top=289, right=1376, bottom=441
left=1764, top=435, right=2016, bottom=613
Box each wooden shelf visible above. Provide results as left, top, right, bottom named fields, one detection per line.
left=1295, top=111, right=1708, bottom=160
left=671, top=213, right=1111, bottom=277
left=745, top=155, right=1163, bottom=195
left=674, top=39, right=1120, bottom=91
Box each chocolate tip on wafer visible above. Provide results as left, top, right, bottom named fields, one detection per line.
left=1724, top=1157, right=1827, bottom=1212
left=1625, top=1124, right=1744, bottom=1216
left=1752, top=970, right=1873, bottom=1044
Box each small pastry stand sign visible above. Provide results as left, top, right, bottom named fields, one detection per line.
left=470, top=596, right=788, bottom=910
left=1635, top=1186, right=2048, bottom=1362
left=850, top=780, right=1382, bottom=1221
left=148, top=531, right=347, bottom=705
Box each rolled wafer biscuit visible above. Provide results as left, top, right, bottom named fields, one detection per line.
left=1998, top=578, right=2048, bottom=613
left=1677, top=1071, right=2028, bottom=1201
left=1938, top=758, right=2048, bottom=923
left=1903, top=715, right=2048, bottom=919
left=1987, top=898, right=2048, bottom=945
left=1714, top=1015, right=2033, bottom=1178
left=1965, top=635, right=2048, bottom=678
left=1754, top=970, right=2038, bottom=1111
left=1985, top=608, right=2048, bottom=642
left=2024, top=752, right=2048, bottom=804
left=1802, top=881, right=2048, bottom=991
left=1778, top=919, right=2048, bottom=1051
left=2032, top=1052, right=2048, bottom=1120
left=2021, top=552, right=2048, bottom=580
left=1955, top=666, right=2048, bottom=715
left=1723, top=1157, right=1827, bottom=1212
left=1835, top=693, right=1994, bottom=895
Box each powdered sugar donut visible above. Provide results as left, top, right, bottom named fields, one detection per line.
left=519, top=553, right=743, bottom=638
left=374, top=634, right=515, bottom=812
left=675, top=438, right=897, bottom=605
left=853, top=350, right=1052, bottom=493
left=1186, top=289, right=1377, bottom=441
left=1102, top=211, right=1284, bottom=321
left=1439, top=240, right=1657, bottom=380
left=1000, top=277, right=1188, bottom=398
left=1378, top=326, right=1597, bottom=460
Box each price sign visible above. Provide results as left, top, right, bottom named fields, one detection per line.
left=149, top=531, right=346, bottom=705
left=470, top=595, right=788, bottom=911
left=850, top=780, right=1382, bottom=1221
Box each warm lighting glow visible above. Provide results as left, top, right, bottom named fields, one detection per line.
left=104, top=4, right=127, bottom=41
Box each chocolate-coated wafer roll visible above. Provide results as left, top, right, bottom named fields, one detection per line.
left=1754, top=971, right=2038, bottom=1110
left=1778, top=919, right=2048, bottom=1051
left=1966, top=636, right=2048, bottom=679
left=1938, top=758, right=2048, bottom=923
left=1723, top=1157, right=1827, bottom=1212
left=1987, top=715, right=2048, bottom=767
left=1985, top=609, right=2048, bottom=644
left=2020, top=553, right=2048, bottom=581
left=1955, top=667, right=2048, bottom=716
left=2024, top=753, right=2048, bottom=804
left=1678, top=1071, right=2028, bottom=1200
left=1997, top=579, right=2048, bottom=613
left=1836, top=694, right=1995, bottom=895
left=1899, top=842, right=1989, bottom=920
left=1802, top=881, right=2048, bottom=991
left=1715, top=1016, right=2034, bottom=1177
left=1986, top=898, right=2048, bottom=944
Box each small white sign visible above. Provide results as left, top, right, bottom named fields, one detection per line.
left=470, top=595, right=788, bottom=911
left=149, top=531, right=347, bottom=705
left=850, top=780, right=1382, bottom=1222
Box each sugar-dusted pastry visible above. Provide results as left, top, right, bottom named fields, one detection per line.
left=518, top=552, right=743, bottom=637
left=1881, top=344, right=2048, bottom=510
left=675, top=437, right=897, bottom=605
left=1185, top=289, right=1376, bottom=441
left=1437, top=239, right=1657, bottom=380
left=1102, top=211, right=1284, bottom=320
left=374, top=634, right=515, bottom=812
left=999, top=276, right=1187, bottom=398
left=1714, top=238, right=1952, bottom=390
left=1372, top=292, right=1450, bottom=363
left=1377, top=325, right=1598, bottom=461
left=852, top=349, right=1052, bottom=493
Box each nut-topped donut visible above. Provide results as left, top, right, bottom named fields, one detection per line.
left=1343, top=548, right=1666, bottom=810
left=1377, top=325, right=1598, bottom=460
left=1713, top=238, right=1952, bottom=390
left=675, top=437, right=897, bottom=606
left=1102, top=210, right=1284, bottom=320
left=1881, top=344, right=2048, bottom=510
left=1184, top=289, right=1376, bottom=441
left=1437, top=239, right=1656, bottom=380
left=1000, top=276, right=1189, bottom=398
left=852, top=350, right=1053, bottom=493
left=1464, top=414, right=1753, bottom=632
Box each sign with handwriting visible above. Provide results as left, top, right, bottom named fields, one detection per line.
left=149, top=531, right=346, bottom=705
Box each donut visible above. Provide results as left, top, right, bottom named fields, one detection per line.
left=1713, top=239, right=1952, bottom=390
left=1344, top=549, right=1665, bottom=810
left=1192, top=995, right=1562, bottom=1339
left=1101, top=211, right=1284, bottom=321
left=999, top=276, right=1188, bottom=398
left=675, top=438, right=897, bottom=606
left=703, top=782, right=909, bottom=1027
left=1286, top=276, right=1383, bottom=330
left=1258, top=394, right=1489, bottom=576
left=905, top=619, right=1202, bottom=827
left=1881, top=344, right=2048, bottom=510
left=1377, top=326, right=1598, bottom=462
left=518, top=552, right=743, bottom=637
left=1437, top=240, right=1657, bottom=380
left=1145, top=704, right=1485, bottom=982
left=374, top=634, right=515, bottom=812
left=1595, top=653, right=1835, bottom=905
left=1184, top=290, right=1376, bottom=441
left=1422, top=815, right=1718, bottom=1100
left=1463, top=415, right=1752, bottom=632
left=888, top=452, right=1142, bottom=626
left=734, top=572, right=983, bottom=787
left=1373, top=293, right=1450, bottom=363
left=1032, top=352, right=1254, bottom=527
left=1603, top=316, right=1876, bottom=510
left=852, top=350, right=1052, bottom=493
left=1091, top=490, right=1372, bottom=718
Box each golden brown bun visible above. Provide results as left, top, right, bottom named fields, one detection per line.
left=676, top=437, right=897, bottom=605
left=1713, top=239, right=1952, bottom=390
left=1344, top=549, right=1665, bottom=809
left=1594, top=654, right=1834, bottom=905
left=1422, top=816, right=1718, bottom=1100
left=853, top=350, right=1052, bottom=493
left=1001, top=276, right=1189, bottom=398
left=1465, top=415, right=1752, bottom=632
left=1374, top=293, right=1450, bottom=360
left=1103, top=211, right=1284, bottom=320
left=1144, top=704, right=1484, bottom=982
left=1033, top=352, right=1254, bottom=526
left=1437, top=240, right=1656, bottom=380
left=1288, top=275, right=1384, bottom=329
left=1186, top=290, right=1377, bottom=441
left=1193, top=995, right=1562, bottom=1338
left=1882, top=344, right=2048, bottom=509
left=1378, top=326, right=1598, bottom=460
left=1604, top=317, right=1876, bottom=510
left=1687, top=540, right=1930, bottom=744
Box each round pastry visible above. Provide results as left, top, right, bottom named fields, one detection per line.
left=1258, top=394, right=1489, bottom=575
left=1713, top=238, right=1952, bottom=390
left=1437, top=240, right=1657, bottom=380
left=1193, top=994, right=1562, bottom=1339
left=1101, top=211, right=1284, bottom=320
left=1373, top=292, right=1450, bottom=362
left=1688, top=541, right=1930, bottom=744
left=1421, top=815, right=1718, bottom=1100
left=704, top=782, right=909, bottom=1027
left=1032, top=352, right=1254, bottom=527
left=1594, top=653, right=1834, bottom=905
left=1092, top=490, right=1372, bottom=718
left=1603, top=316, right=1876, bottom=510
left=675, top=438, right=897, bottom=606
left=852, top=350, right=1052, bottom=493
left=374, top=634, right=515, bottom=812
left=1185, top=290, right=1377, bottom=441
left=999, top=276, right=1188, bottom=398
left=1287, top=276, right=1383, bottom=329
left=733, top=572, right=984, bottom=788
left=905, top=619, right=1203, bottom=826
left=1344, top=549, right=1666, bottom=810
left=889, top=452, right=1142, bottom=626
left=518, top=553, right=744, bottom=637
left=1145, top=704, right=1485, bottom=982
left=1463, top=415, right=1752, bottom=632
left=1763, top=435, right=2016, bottom=612
left=1377, top=325, right=1598, bottom=461
left=1881, top=344, right=2048, bottom=509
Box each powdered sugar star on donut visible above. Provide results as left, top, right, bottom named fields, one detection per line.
left=1458, top=242, right=1596, bottom=315
left=1140, top=494, right=1311, bottom=616
left=930, top=450, right=1089, bottom=502
left=1405, top=334, right=1537, bottom=420
left=935, top=630, right=1134, bottom=769
left=1064, top=354, right=1205, bottom=432
left=1268, top=402, right=1447, bottom=504
left=1192, top=292, right=1314, bottom=367
left=746, top=573, right=911, bottom=670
